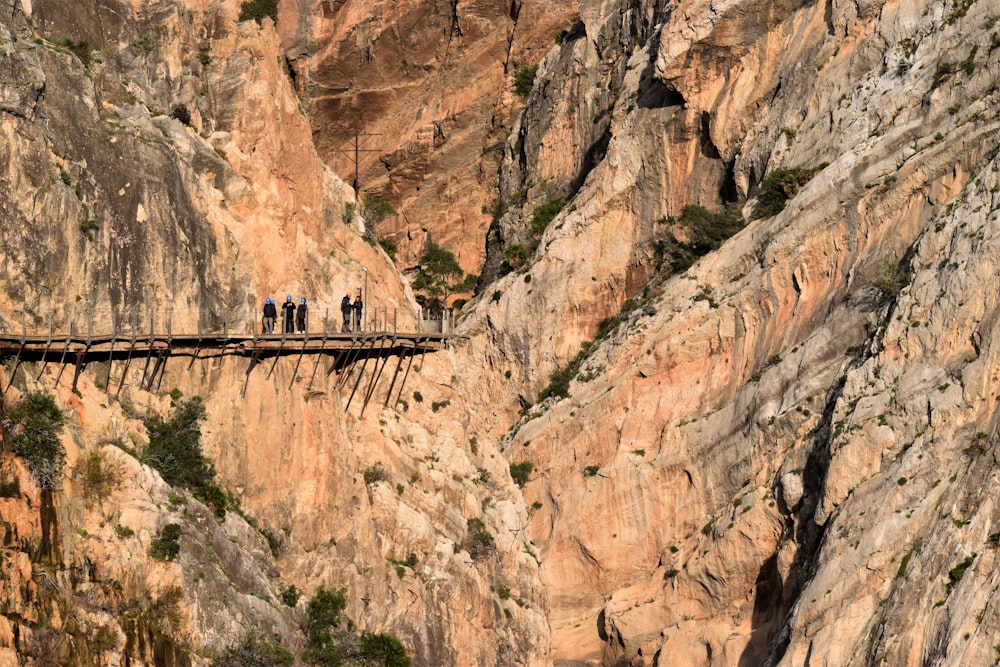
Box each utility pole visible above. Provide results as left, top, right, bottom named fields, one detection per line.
left=335, top=132, right=382, bottom=202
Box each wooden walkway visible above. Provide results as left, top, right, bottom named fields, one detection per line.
left=0, top=329, right=451, bottom=416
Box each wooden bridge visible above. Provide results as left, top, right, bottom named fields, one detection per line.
left=0, top=308, right=455, bottom=417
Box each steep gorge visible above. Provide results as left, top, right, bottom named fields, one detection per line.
left=1, top=0, right=1000, bottom=665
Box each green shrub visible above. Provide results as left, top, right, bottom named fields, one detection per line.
left=143, top=397, right=228, bottom=517
left=509, top=461, right=534, bottom=487
left=751, top=165, right=826, bottom=220
left=132, top=34, right=155, bottom=53
left=529, top=199, right=565, bottom=236
left=464, top=518, right=495, bottom=560
left=378, top=238, right=398, bottom=261
left=239, top=0, right=279, bottom=24
left=280, top=585, right=302, bottom=607
left=79, top=219, right=98, bottom=240
left=869, top=258, right=909, bottom=297
left=504, top=243, right=532, bottom=269
left=411, top=242, right=476, bottom=308
left=150, top=523, right=182, bottom=561
left=583, top=465, right=600, bottom=477
left=513, top=65, right=538, bottom=98
left=5, top=392, right=65, bottom=489
left=946, top=554, right=976, bottom=592
left=362, top=463, right=388, bottom=485
left=80, top=450, right=122, bottom=500
left=214, top=631, right=294, bottom=667
left=358, top=633, right=410, bottom=666
left=363, top=195, right=397, bottom=225
left=653, top=204, right=745, bottom=274
left=303, top=586, right=348, bottom=664
left=56, top=38, right=92, bottom=67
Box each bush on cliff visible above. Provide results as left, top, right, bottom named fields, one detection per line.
left=239, top=0, right=279, bottom=24
left=142, top=396, right=228, bottom=517
left=302, top=586, right=410, bottom=665
left=514, top=64, right=539, bottom=98
left=750, top=164, right=827, bottom=220
left=3, top=391, right=66, bottom=489
left=214, top=632, right=294, bottom=667
left=655, top=204, right=746, bottom=272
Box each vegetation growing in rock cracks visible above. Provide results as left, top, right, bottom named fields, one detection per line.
left=3, top=391, right=66, bottom=489
left=509, top=460, right=534, bottom=487
left=214, top=631, right=295, bottom=666
left=303, top=586, right=410, bottom=666
left=464, top=518, right=495, bottom=560
left=655, top=204, right=746, bottom=273
left=513, top=64, right=539, bottom=98
left=239, top=0, right=278, bottom=24
left=750, top=165, right=827, bottom=219
left=362, top=194, right=397, bottom=225
left=142, top=396, right=229, bottom=517
left=529, top=199, right=565, bottom=236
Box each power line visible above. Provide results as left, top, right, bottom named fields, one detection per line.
left=334, top=132, right=382, bottom=201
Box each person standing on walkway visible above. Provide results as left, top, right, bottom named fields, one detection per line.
left=353, top=293, right=364, bottom=332
left=296, top=297, right=308, bottom=334
left=282, top=295, right=296, bottom=334
left=262, top=297, right=277, bottom=333
left=341, top=294, right=352, bottom=332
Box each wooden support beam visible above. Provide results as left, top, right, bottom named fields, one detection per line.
left=265, top=325, right=288, bottom=380
left=53, top=320, right=73, bottom=388
left=116, top=321, right=138, bottom=397
left=71, top=350, right=86, bottom=393
left=383, top=349, right=407, bottom=408
left=35, top=316, right=53, bottom=381
left=241, top=330, right=262, bottom=398
left=394, top=339, right=420, bottom=408
left=5, top=310, right=27, bottom=395
left=334, top=335, right=366, bottom=390
left=105, top=312, right=118, bottom=391
left=307, top=311, right=329, bottom=391
left=360, top=336, right=394, bottom=418
left=139, top=312, right=156, bottom=389
left=289, top=329, right=310, bottom=390
left=344, top=336, right=379, bottom=410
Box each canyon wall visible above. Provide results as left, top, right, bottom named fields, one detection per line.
left=1, top=0, right=1000, bottom=664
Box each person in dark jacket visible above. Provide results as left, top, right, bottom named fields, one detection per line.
left=282, top=295, right=296, bottom=334
left=341, top=294, right=352, bottom=332
left=353, top=294, right=363, bottom=332
left=296, top=297, right=308, bottom=334
left=262, top=297, right=277, bottom=333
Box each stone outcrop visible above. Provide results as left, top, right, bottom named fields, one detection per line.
left=278, top=0, right=581, bottom=274
left=2, top=0, right=1000, bottom=664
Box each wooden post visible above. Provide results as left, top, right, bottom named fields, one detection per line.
left=53, top=318, right=73, bottom=388
left=35, top=315, right=53, bottom=381
left=307, top=309, right=329, bottom=391
left=361, top=335, right=395, bottom=417
left=116, top=314, right=137, bottom=396
left=105, top=311, right=118, bottom=390
left=5, top=309, right=27, bottom=394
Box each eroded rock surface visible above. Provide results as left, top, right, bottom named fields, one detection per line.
left=1, top=0, right=1000, bottom=664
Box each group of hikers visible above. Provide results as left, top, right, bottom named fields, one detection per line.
left=261, top=292, right=364, bottom=334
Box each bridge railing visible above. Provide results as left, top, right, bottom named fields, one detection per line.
left=0, top=305, right=427, bottom=339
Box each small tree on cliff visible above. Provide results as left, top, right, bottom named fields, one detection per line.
left=411, top=242, right=477, bottom=311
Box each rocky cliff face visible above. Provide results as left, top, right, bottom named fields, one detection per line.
left=2, top=0, right=1000, bottom=665
left=278, top=0, right=581, bottom=275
